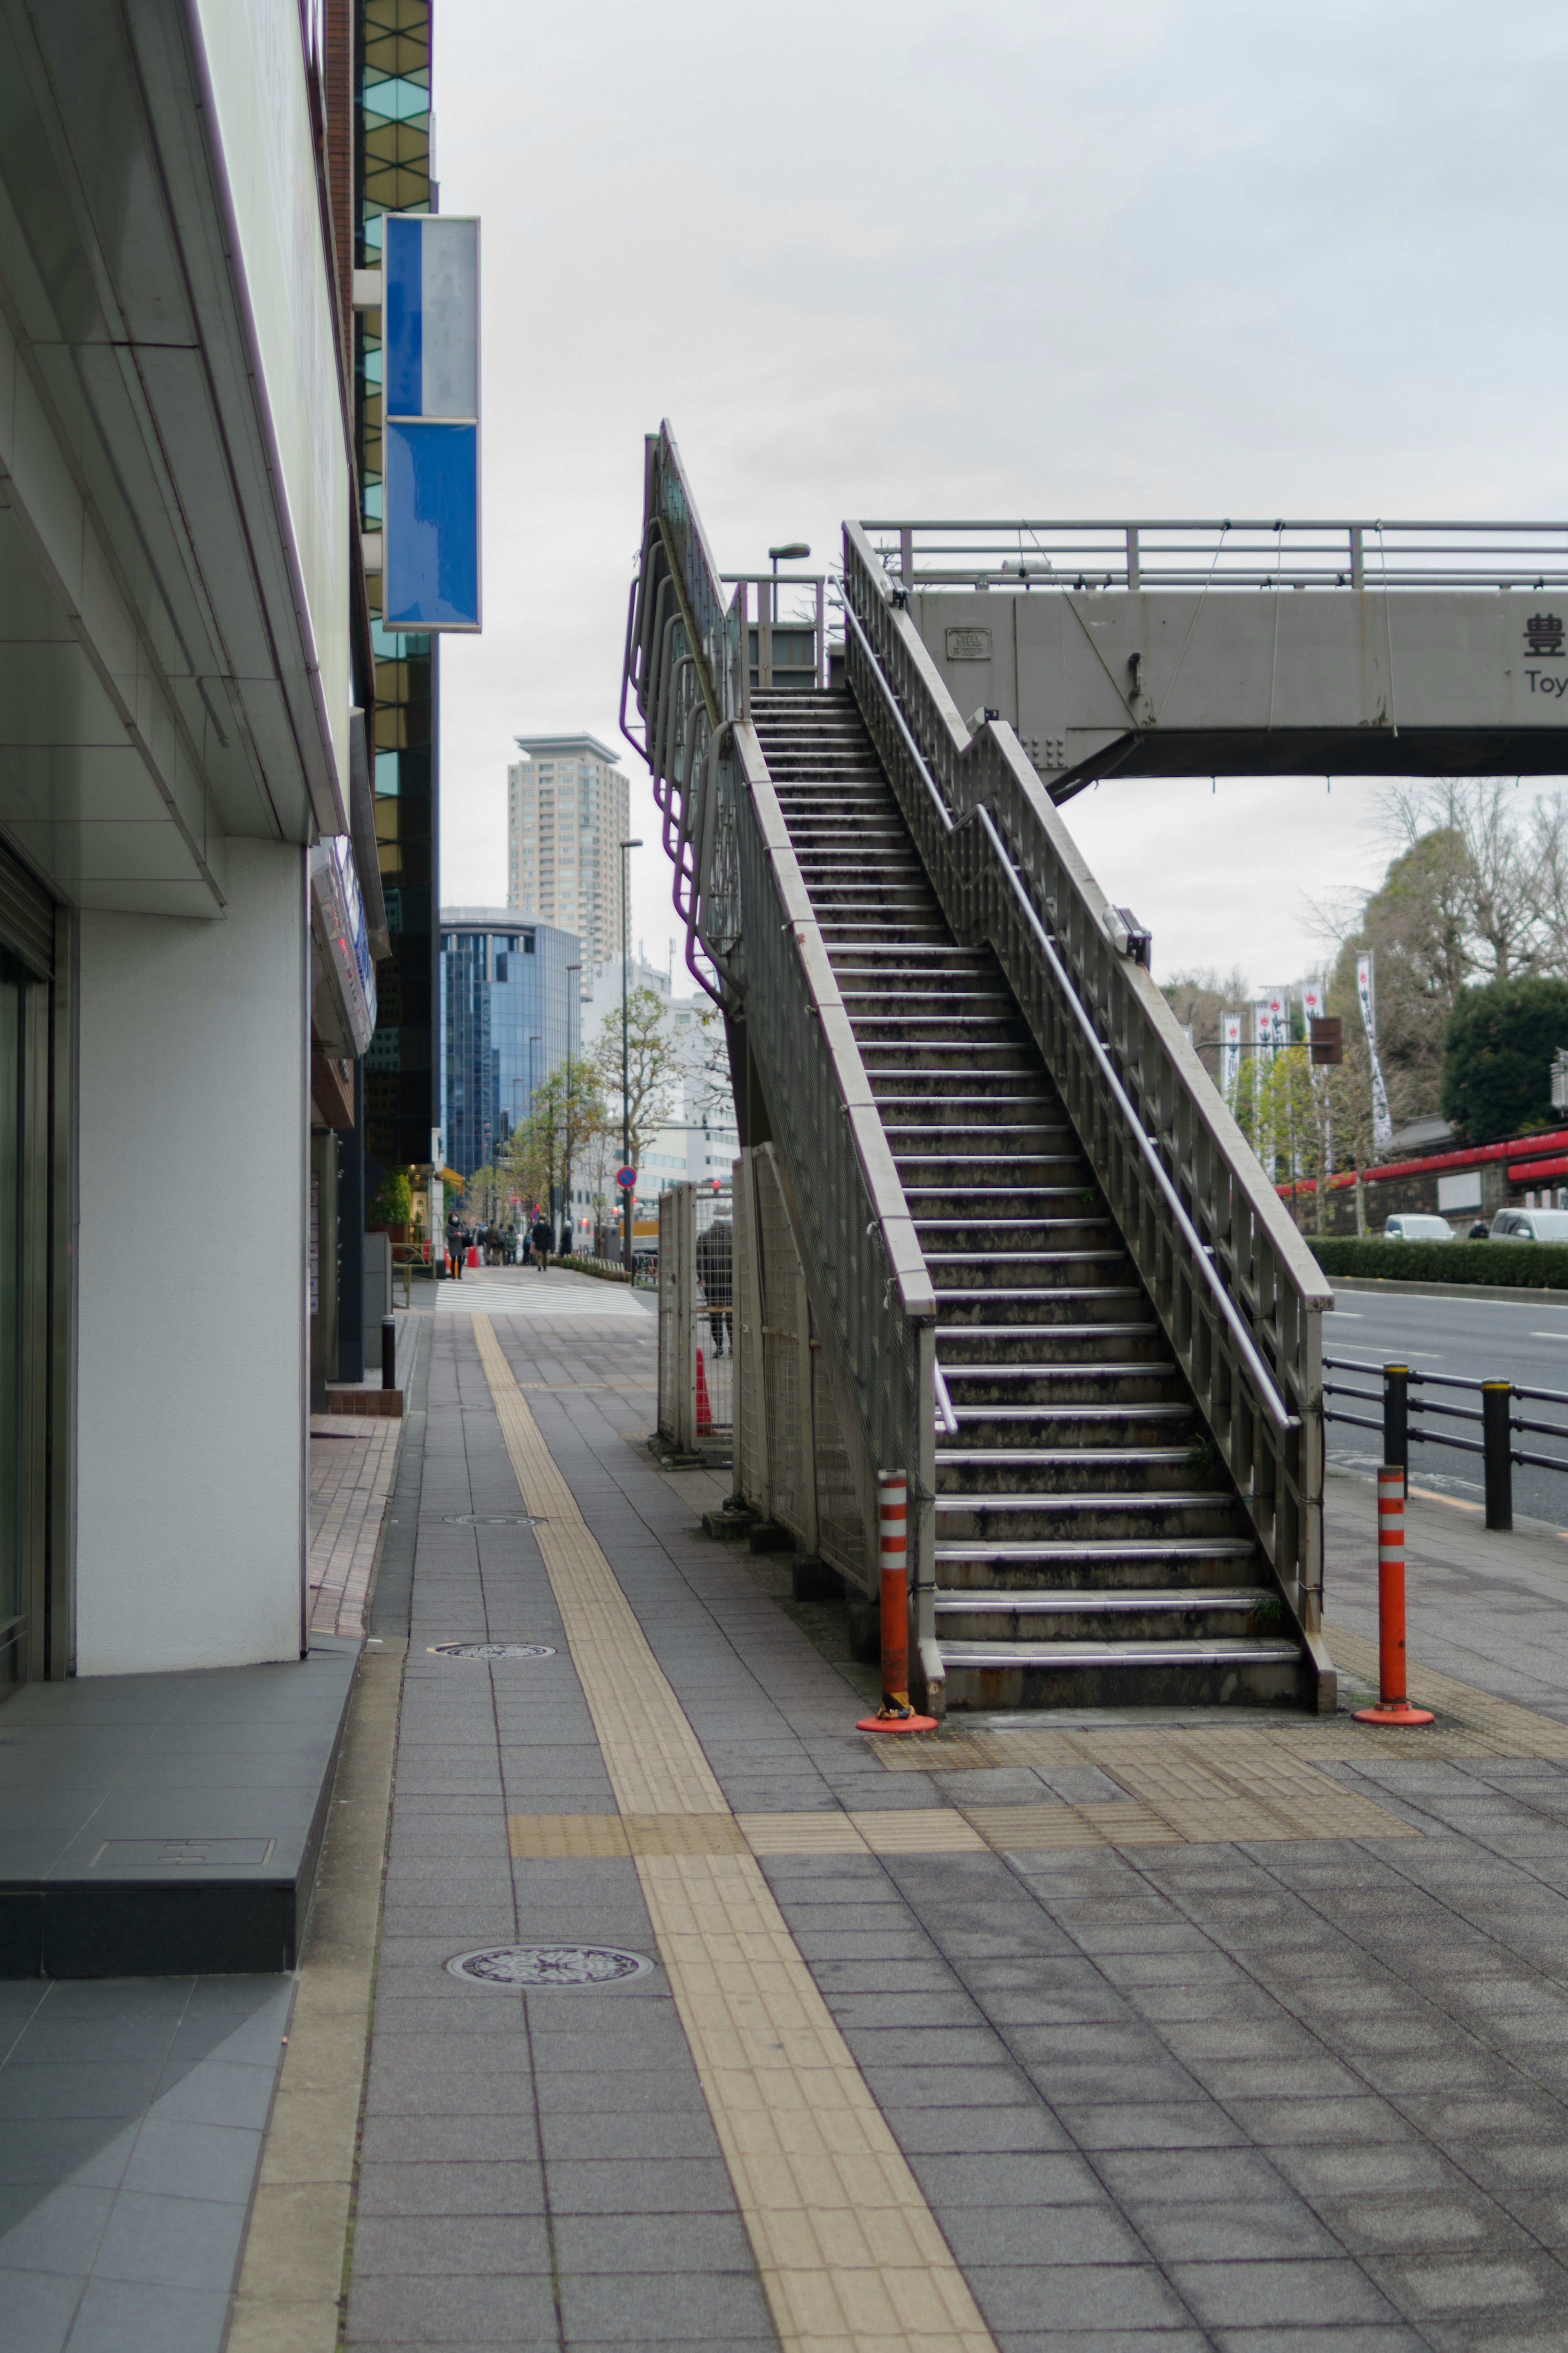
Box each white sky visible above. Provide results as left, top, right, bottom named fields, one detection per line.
left=434, top=1, right=1568, bottom=994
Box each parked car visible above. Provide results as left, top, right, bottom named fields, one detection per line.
left=1382, top=1213, right=1455, bottom=1242
left=1489, top=1208, right=1568, bottom=1242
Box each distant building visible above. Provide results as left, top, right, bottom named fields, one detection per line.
left=508, top=736, right=630, bottom=965
left=439, top=910, right=580, bottom=1182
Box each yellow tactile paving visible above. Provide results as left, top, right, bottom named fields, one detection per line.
left=472, top=1316, right=998, bottom=2353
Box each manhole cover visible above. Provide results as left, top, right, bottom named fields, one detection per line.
left=446, top=1944, right=655, bottom=1988
left=443, top=1513, right=545, bottom=1527
left=429, top=1642, right=556, bottom=1660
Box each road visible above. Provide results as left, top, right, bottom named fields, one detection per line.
left=1323, top=1283, right=1568, bottom=1527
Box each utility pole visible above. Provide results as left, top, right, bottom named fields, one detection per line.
left=563, top=961, right=580, bottom=1255
left=619, top=839, right=642, bottom=1271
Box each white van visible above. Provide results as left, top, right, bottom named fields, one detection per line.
left=1489, top=1208, right=1568, bottom=1242
left=1382, top=1213, right=1454, bottom=1242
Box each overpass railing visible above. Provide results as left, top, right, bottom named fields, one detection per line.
left=624, top=424, right=943, bottom=1696
left=842, top=522, right=1334, bottom=1647
left=860, top=517, right=1568, bottom=593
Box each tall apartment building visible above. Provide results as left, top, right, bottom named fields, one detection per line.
left=508, top=736, right=630, bottom=965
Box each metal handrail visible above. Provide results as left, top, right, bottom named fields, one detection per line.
left=625, top=424, right=941, bottom=1690
left=860, top=516, right=1568, bottom=594
left=933, top=1362, right=960, bottom=1439
left=844, top=600, right=1295, bottom=1435
left=842, top=517, right=1328, bottom=1637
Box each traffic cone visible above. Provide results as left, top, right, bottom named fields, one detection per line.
left=695, top=1348, right=713, bottom=1434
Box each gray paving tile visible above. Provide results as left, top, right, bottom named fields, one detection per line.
left=0, top=2180, right=114, bottom=2275
left=966, top=2260, right=1193, bottom=2331
left=354, top=2163, right=546, bottom=2218
left=64, top=2275, right=234, bottom=2353
left=937, top=2200, right=1147, bottom=2265
left=90, top=2188, right=247, bottom=2291
left=909, top=2152, right=1103, bottom=2206
left=1169, top=2257, right=1399, bottom=2327
left=549, top=2210, right=755, bottom=2274
left=559, top=2267, right=776, bottom=2339
left=345, top=2272, right=560, bottom=2341
left=542, top=2159, right=737, bottom=2214
left=0, top=2264, right=86, bottom=2353
left=350, top=2214, right=551, bottom=2273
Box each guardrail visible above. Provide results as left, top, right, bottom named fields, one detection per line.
left=1323, top=1353, right=1568, bottom=1531
left=842, top=521, right=1331, bottom=1642
left=624, top=424, right=942, bottom=1694
left=858, top=517, right=1568, bottom=593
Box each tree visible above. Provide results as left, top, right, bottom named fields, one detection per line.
left=502, top=1055, right=605, bottom=1230
left=369, top=1165, right=411, bottom=1231
left=590, top=986, right=679, bottom=1169
left=1440, top=976, right=1568, bottom=1142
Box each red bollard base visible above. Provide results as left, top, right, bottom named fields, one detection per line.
left=856, top=1709, right=940, bottom=1735
left=1353, top=1701, right=1435, bottom=1726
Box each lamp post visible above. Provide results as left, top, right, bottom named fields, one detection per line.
left=563, top=961, right=580, bottom=1254
left=619, top=838, right=642, bottom=1271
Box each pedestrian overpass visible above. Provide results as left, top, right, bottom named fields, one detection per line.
left=624, top=423, right=1568, bottom=1719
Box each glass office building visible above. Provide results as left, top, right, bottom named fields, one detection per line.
left=358, top=0, right=438, bottom=1176
left=439, top=912, right=581, bottom=1181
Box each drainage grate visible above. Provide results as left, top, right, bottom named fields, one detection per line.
left=446, top=1944, right=655, bottom=1988
left=428, top=1642, right=557, bottom=1660
left=442, top=1513, right=545, bottom=1527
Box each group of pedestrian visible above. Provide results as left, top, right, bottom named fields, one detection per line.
left=441, top=1207, right=578, bottom=1278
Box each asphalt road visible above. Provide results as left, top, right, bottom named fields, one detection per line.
left=1323, top=1284, right=1568, bottom=1527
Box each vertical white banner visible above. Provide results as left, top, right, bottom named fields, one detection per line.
left=1220, top=1011, right=1243, bottom=1100
left=1355, top=951, right=1393, bottom=1150
left=1255, top=986, right=1289, bottom=1062
left=1301, top=978, right=1326, bottom=1030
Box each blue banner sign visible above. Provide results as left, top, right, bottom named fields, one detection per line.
left=383, top=215, right=481, bottom=633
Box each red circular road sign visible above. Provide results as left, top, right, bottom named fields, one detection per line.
left=615, top=1166, right=637, bottom=1189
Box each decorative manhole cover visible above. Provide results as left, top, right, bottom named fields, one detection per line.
left=429, top=1642, right=556, bottom=1660
left=443, top=1513, right=544, bottom=1527
left=446, top=1944, right=655, bottom=1988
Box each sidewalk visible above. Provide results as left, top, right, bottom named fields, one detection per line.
left=324, top=1301, right=1568, bottom=2349
left=16, top=1282, right=1568, bottom=2348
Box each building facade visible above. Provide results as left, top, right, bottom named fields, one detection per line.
left=0, top=0, right=391, bottom=1688
left=508, top=737, right=630, bottom=965
left=439, top=912, right=581, bottom=1182
left=358, top=0, right=440, bottom=1180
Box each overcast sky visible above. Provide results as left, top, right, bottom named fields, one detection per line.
left=435, top=1, right=1566, bottom=993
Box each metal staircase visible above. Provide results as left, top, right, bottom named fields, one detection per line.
left=753, top=688, right=1301, bottom=1708
left=625, top=421, right=1334, bottom=1719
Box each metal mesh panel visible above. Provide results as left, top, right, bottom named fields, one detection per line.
left=811, top=1345, right=866, bottom=1588
left=693, top=1187, right=733, bottom=1435
left=657, top=1191, right=680, bottom=1443
left=755, top=1155, right=809, bottom=1541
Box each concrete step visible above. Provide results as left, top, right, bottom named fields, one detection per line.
left=934, top=1447, right=1216, bottom=1494
left=934, top=1491, right=1250, bottom=1542
left=934, top=1588, right=1279, bottom=1642
left=938, top=1637, right=1307, bottom=1713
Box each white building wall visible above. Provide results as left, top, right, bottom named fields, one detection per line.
left=74, top=843, right=307, bottom=1675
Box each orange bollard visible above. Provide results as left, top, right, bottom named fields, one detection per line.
left=695, top=1347, right=713, bottom=1434
left=857, top=1470, right=938, bottom=1734
left=1354, top=1465, right=1434, bottom=1726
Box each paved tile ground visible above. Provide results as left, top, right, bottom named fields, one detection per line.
left=310, top=1310, right=420, bottom=1636
left=340, top=1284, right=1568, bottom=2352
left=0, top=1975, right=293, bottom=2353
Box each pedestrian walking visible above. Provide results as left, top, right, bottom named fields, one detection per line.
left=531, top=1215, right=552, bottom=1272
left=445, top=1213, right=465, bottom=1281
left=694, top=1217, right=733, bottom=1355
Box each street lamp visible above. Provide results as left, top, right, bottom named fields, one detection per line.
left=564, top=961, right=580, bottom=1252
left=619, top=839, right=642, bottom=1271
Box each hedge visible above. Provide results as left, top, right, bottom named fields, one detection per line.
left=1307, top=1237, right=1568, bottom=1289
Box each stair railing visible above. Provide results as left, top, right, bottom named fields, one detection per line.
left=842, top=522, right=1332, bottom=1647
left=624, top=424, right=945, bottom=1701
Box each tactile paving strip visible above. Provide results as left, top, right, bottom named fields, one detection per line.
left=472, top=1315, right=997, bottom=2353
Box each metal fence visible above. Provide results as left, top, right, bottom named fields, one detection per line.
left=732, top=1146, right=868, bottom=1592
left=628, top=423, right=938, bottom=1693
left=858, top=517, right=1568, bottom=593
left=1324, top=1353, right=1568, bottom=1532
left=657, top=1183, right=734, bottom=1451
